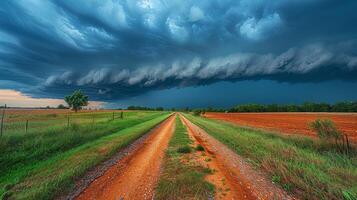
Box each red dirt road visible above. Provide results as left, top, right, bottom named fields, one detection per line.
left=75, top=115, right=175, bottom=200
left=180, top=115, right=296, bottom=200
left=205, top=112, right=357, bottom=142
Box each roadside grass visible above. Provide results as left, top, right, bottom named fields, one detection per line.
left=155, top=116, right=214, bottom=200
left=0, top=112, right=169, bottom=200
left=2, top=111, right=128, bottom=135
left=184, top=114, right=357, bottom=200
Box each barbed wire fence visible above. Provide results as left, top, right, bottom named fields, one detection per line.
left=0, top=105, right=124, bottom=137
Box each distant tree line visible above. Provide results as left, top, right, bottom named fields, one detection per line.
left=126, top=102, right=357, bottom=113
left=127, top=106, right=164, bottom=111
left=186, top=102, right=355, bottom=113
left=228, top=102, right=357, bottom=113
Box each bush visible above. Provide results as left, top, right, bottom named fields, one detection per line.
left=195, top=145, right=205, bottom=151
left=193, top=110, right=202, bottom=116
left=309, top=119, right=353, bottom=154
left=309, top=119, right=341, bottom=141
left=177, top=146, right=191, bottom=154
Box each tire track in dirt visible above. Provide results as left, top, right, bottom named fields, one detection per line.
left=179, top=115, right=253, bottom=200
left=180, top=114, right=297, bottom=200
left=75, top=114, right=176, bottom=200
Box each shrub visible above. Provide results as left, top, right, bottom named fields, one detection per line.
left=195, top=145, right=205, bottom=151
left=193, top=110, right=202, bottom=116
left=309, top=119, right=352, bottom=154
left=309, top=119, right=341, bottom=141
left=177, top=146, right=191, bottom=153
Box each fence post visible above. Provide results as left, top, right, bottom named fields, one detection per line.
left=0, top=105, right=5, bottom=137
left=120, top=111, right=123, bottom=119
left=112, top=112, right=114, bottom=120
left=342, top=134, right=346, bottom=154
left=345, top=134, right=350, bottom=155
left=25, top=120, right=29, bottom=134
left=92, top=114, right=95, bottom=123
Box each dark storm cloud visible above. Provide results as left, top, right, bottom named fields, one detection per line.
left=1, top=0, right=357, bottom=100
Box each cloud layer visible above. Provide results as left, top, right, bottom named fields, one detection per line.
left=43, top=43, right=357, bottom=100
left=0, top=0, right=357, bottom=101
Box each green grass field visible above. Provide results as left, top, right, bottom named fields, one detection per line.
left=1, top=110, right=125, bottom=136
left=155, top=116, right=214, bottom=200
left=0, top=111, right=170, bottom=199
left=184, top=114, right=357, bottom=200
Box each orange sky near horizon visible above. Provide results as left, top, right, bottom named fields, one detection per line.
left=0, top=89, right=104, bottom=109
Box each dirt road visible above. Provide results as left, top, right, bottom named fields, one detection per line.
left=180, top=114, right=296, bottom=200
left=204, top=112, right=357, bottom=142
left=75, top=114, right=175, bottom=200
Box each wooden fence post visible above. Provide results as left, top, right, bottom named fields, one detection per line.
left=25, top=120, right=29, bottom=134
left=120, top=112, right=123, bottom=119
left=112, top=112, right=114, bottom=120
left=0, top=106, right=5, bottom=137
left=92, top=114, right=95, bottom=123
left=342, top=135, right=346, bottom=154
left=345, top=134, right=350, bottom=155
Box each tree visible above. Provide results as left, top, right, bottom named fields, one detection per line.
left=156, top=107, right=164, bottom=111
left=64, top=90, right=88, bottom=112
left=57, top=104, right=66, bottom=109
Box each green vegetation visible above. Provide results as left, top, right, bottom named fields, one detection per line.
left=127, top=105, right=164, bottom=111
left=64, top=90, right=88, bottom=112
left=1, top=111, right=127, bottom=136
left=57, top=104, right=67, bottom=109
left=155, top=116, right=214, bottom=200
left=310, top=119, right=342, bottom=140
left=184, top=114, right=357, bottom=200
left=195, top=144, right=205, bottom=151
left=193, top=109, right=204, bottom=116
left=0, top=111, right=169, bottom=199
left=177, top=145, right=192, bottom=154
left=188, top=101, right=357, bottom=113
left=310, top=119, right=351, bottom=155
left=229, top=102, right=357, bottom=112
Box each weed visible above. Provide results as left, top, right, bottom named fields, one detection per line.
left=177, top=146, right=191, bottom=153
left=272, top=175, right=281, bottom=184
left=195, top=144, right=205, bottom=151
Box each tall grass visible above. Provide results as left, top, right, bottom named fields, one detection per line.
left=184, top=114, right=357, bottom=200
left=0, top=111, right=168, bottom=199
left=155, top=116, right=214, bottom=200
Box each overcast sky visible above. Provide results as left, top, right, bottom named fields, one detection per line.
left=0, top=0, right=357, bottom=108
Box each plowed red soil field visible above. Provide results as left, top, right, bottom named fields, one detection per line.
left=204, top=112, right=357, bottom=143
